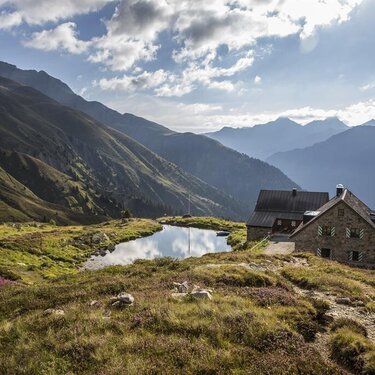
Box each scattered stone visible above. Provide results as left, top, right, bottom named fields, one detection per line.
left=190, top=290, right=213, bottom=300
left=335, top=297, right=352, bottom=305
left=108, top=244, right=116, bottom=252
left=110, top=292, right=134, bottom=308
left=92, top=233, right=110, bottom=244
left=173, top=281, right=189, bottom=293
left=103, top=309, right=112, bottom=319
left=43, top=308, right=65, bottom=316
left=89, top=300, right=100, bottom=308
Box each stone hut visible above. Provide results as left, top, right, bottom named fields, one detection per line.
left=291, top=185, right=375, bottom=267
left=247, top=189, right=329, bottom=241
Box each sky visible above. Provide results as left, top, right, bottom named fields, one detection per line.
left=0, top=0, right=375, bottom=133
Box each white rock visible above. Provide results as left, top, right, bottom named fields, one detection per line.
left=117, top=293, right=134, bottom=305
left=44, top=308, right=65, bottom=316
left=190, top=290, right=213, bottom=300
left=173, top=281, right=189, bottom=293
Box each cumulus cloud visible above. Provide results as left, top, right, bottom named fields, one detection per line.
left=23, top=22, right=90, bottom=54
left=97, top=69, right=168, bottom=91
left=1, top=0, right=364, bottom=97
left=0, top=10, right=22, bottom=29
left=0, top=0, right=111, bottom=25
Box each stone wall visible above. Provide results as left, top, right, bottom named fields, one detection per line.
left=247, top=226, right=270, bottom=242
left=292, top=201, right=375, bottom=267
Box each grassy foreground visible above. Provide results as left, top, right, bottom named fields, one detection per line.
left=1, top=217, right=375, bottom=374
left=0, top=219, right=162, bottom=283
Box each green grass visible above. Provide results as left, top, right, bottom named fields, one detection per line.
left=0, top=219, right=162, bottom=283
left=1, top=217, right=375, bottom=373
left=330, top=327, right=375, bottom=373
left=0, top=255, right=344, bottom=375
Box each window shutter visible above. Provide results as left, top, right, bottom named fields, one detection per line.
left=316, top=248, right=321, bottom=257
left=348, top=251, right=353, bottom=261
left=318, top=226, right=322, bottom=236
left=359, top=252, right=364, bottom=262
left=331, top=227, right=336, bottom=237
left=360, top=229, right=364, bottom=239
left=346, top=228, right=351, bottom=238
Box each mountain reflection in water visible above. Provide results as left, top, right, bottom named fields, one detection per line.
left=85, top=225, right=231, bottom=269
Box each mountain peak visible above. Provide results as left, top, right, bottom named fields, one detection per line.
left=360, top=119, right=375, bottom=126
left=304, top=117, right=348, bottom=131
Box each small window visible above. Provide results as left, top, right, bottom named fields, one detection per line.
left=350, top=228, right=361, bottom=238
left=351, top=251, right=360, bottom=262
left=277, top=220, right=282, bottom=226
left=338, top=209, right=345, bottom=217
left=291, top=221, right=296, bottom=227
left=322, top=226, right=332, bottom=236
left=321, top=248, right=331, bottom=259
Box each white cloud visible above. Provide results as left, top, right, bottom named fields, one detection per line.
left=360, top=83, right=375, bottom=91
left=0, top=0, right=111, bottom=25
left=254, top=75, right=262, bottom=84
left=97, top=69, right=168, bottom=91
left=23, top=22, right=90, bottom=54
left=0, top=10, right=22, bottom=29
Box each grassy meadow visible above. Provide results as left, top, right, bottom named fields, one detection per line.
left=0, top=217, right=374, bottom=374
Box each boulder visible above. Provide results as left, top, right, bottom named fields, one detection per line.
left=43, top=308, right=65, bottom=316
left=173, top=281, right=189, bottom=293
left=190, top=290, right=213, bottom=300
left=92, top=233, right=110, bottom=244
left=335, top=297, right=352, bottom=305
left=110, top=292, right=134, bottom=308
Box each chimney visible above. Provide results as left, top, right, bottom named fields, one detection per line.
left=336, top=184, right=344, bottom=197
left=292, top=188, right=297, bottom=197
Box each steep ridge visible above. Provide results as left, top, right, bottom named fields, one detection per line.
left=267, top=125, right=375, bottom=208
left=0, top=77, right=246, bottom=220
left=0, top=62, right=299, bottom=212
left=205, top=117, right=349, bottom=160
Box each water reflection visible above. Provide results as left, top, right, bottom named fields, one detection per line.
left=85, top=225, right=231, bottom=269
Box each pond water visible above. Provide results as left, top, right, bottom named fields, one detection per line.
left=85, top=225, right=231, bottom=269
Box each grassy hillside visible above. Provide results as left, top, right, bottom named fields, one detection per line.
left=0, top=62, right=299, bottom=213
left=0, top=221, right=374, bottom=373
left=0, top=76, right=246, bottom=221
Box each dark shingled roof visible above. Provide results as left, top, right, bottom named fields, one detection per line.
left=291, top=189, right=375, bottom=237
left=247, top=189, right=329, bottom=228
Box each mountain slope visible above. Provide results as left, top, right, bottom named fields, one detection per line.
left=267, top=126, right=375, bottom=208
left=206, top=117, right=349, bottom=160
left=0, top=164, right=105, bottom=224
left=0, top=76, right=246, bottom=220
left=0, top=62, right=299, bottom=212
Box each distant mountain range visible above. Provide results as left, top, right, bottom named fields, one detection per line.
left=205, top=117, right=349, bottom=160
left=267, top=125, right=375, bottom=208
left=0, top=61, right=298, bottom=222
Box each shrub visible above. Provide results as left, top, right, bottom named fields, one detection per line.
left=331, top=318, right=368, bottom=337
left=330, top=327, right=375, bottom=373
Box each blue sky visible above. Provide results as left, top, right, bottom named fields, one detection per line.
left=0, top=0, right=374, bottom=132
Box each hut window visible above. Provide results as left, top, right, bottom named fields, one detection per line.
left=349, top=228, right=361, bottom=238
left=338, top=209, right=345, bottom=217
left=277, top=220, right=282, bottom=226
left=321, top=248, right=331, bottom=258
left=322, top=226, right=332, bottom=236
left=291, top=221, right=296, bottom=227
left=349, top=251, right=363, bottom=262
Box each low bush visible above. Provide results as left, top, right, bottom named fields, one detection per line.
left=330, top=327, right=375, bottom=373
